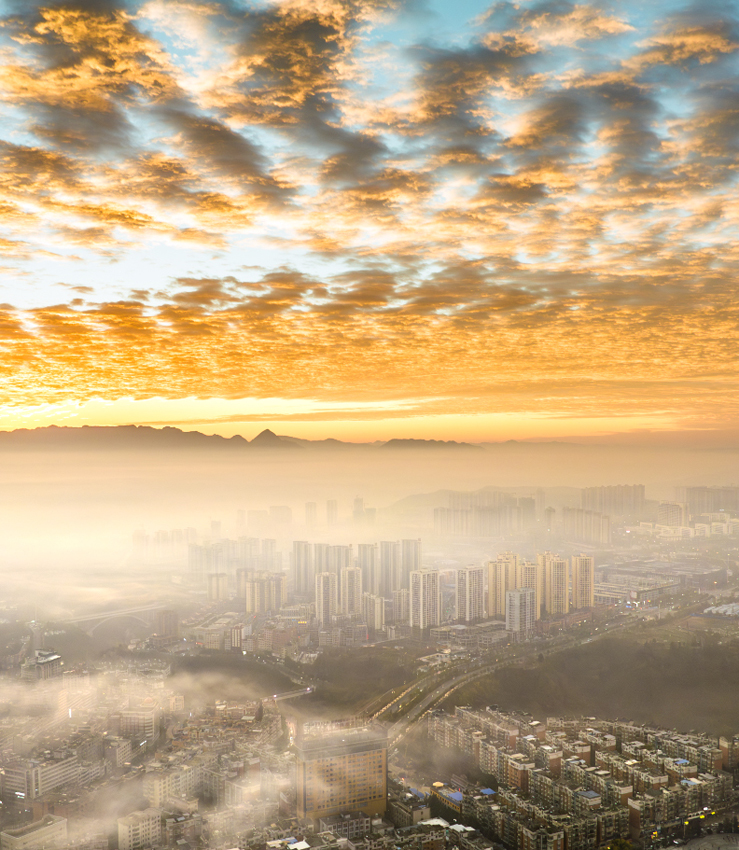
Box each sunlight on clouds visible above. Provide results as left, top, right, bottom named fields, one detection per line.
left=0, top=0, right=738, bottom=439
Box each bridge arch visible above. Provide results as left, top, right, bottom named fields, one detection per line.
left=86, top=614, right=152, bottom=636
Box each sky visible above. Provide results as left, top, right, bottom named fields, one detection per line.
left=1, top=0, right=738, bottom=443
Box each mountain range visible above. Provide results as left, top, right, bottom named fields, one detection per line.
left=0, top=425, right=484, bottom=451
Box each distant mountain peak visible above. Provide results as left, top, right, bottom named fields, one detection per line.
left=249, top=428, right=302, bottom=449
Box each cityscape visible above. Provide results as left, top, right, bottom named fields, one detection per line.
left=2, top=0, right=739, bottom=848
left=1, top=446, right=738, bottom=850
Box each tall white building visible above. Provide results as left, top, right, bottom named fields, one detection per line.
left=540, top=551, right=569, bottom=615
left=340, top=567, right=363, bottom=616
left=456, top=565, right=485, bottom=622
left=506, top=588, right=536, bottom=637
left=487, top=553, right=518, bottom=616
left=315, top=572, right=338, bottom=626
left=362, top=593, right=385, bottom=631
left=571, top=554, right=595, bottom=610
left=392, top=588, right=409, bottom=622
left=410, top=569, right=440, bottom=630
left=517, top=559, right=545, bottom=620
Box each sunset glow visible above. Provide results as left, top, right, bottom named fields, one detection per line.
left=2, top=0, right=738, bottom=441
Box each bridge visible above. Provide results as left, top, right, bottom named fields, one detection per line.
left=269, top=687, right=314, bottom=703
left=61, top=604, right=165, bottom=635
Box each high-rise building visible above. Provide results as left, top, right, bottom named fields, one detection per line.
left=379, top=541, right=401, bottom=596
left=561, top=508, right=611, bottom=545
left=357, top=543, right=379, bottom=595
left=244, top=572, right=285, bottom=614
left=541, top=552, right=569, bottom=615
left=315, top=572, right=338, bottom=626
left=657, top=502, right=688, bottom=527
left=340, top=567, right=363, bottom=616
left=326, top=500, right=338, bottom=526
left=582, top=485, right=645, bottom=518
left=292, top=541, right=314, bottom=597
left=487, top=553, right=518, bottom=617
left=362, top=593, right=385, bottom=631
left=392, top=589, right=409, bottom=622
left=456, top=565, right=485, bottom=622
left=155, top=609, right=179, bottom=638
left=207, top=572, right=228, bottom=601
left=295, top=722, right=387, bottom=822
left=314, top=542, right=330, bottom=574
left=506, top=588, right=536, bottom=637
left=327, top=545, right=353, bottom=575
left=261, top=538, right=281, bottom=571
left=410, top=569, right=440, bottom=630
left=571, top=555, right=594, bottom=610
left=401, top=539, right=422, bottom=588
left=681, top=486, right=739, bottom=515
left=517, top=559, right=545, bottom=620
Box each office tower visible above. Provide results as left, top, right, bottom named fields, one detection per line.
left=657, top=502, right=688, bottom=527
left=305, top=501, right=318, bottom=526
left=295, top=722, right=388, bottom=821
left=456, top=565, right=485, bottom=622
left=571, top=555, right=595, bottom=610
left=544, top=506, right=555, bottom=532
left=401, top=539, right=422, bottom=589
left=326, top=499, right=338, bottom=525
left=487, top=552, right=518, bottom=617
left=517, top=559, right=545, bottom=620
left=245, top=572, right=285, bottom=614
left=292, top=541, right=314, bottom=597
left=392, top=589, right=409, bottom=622
left=540, top=552, right=569, bottom=615
left=379, top=541, right=401, bottom=596
left=362, top=593, right=385, bottom=631
left=315, top=572, right=338, bottom=626
left=506, top=588, right=536, bottom=637
left=341, top=567, right=363, bottom=616
left=210, top=519, right=222, bottom=539
left=155, top=609, right=179, bottom=638
left=207, top=572, right=228, bottom=601
left=353, top=497, right=365, bottom=523
left=357, top=543, right=379, bottom=595
left=410, top=569, right=440, bottom=630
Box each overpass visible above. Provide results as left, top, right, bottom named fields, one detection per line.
left=61, top=604, right=165, bottom=635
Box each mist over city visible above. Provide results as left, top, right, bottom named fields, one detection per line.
left=2, top=0, right=739, bottom=848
